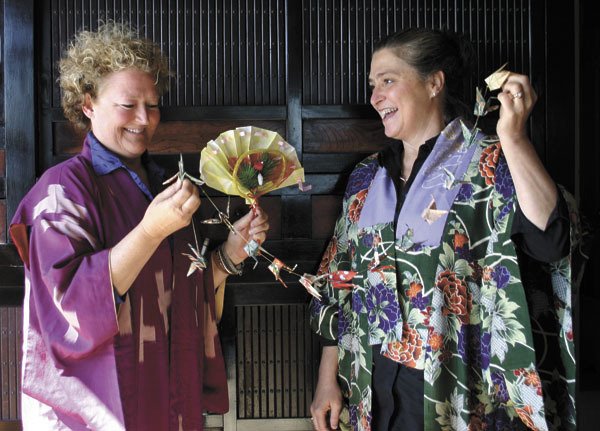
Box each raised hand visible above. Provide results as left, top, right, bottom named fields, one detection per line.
left=140, top=178, right=201, bottom=241
left=496, top=72, right=538, bottom=146
left=223, top=206, right=270, bottom=265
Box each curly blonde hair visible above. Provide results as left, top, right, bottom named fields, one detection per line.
left=59, top=21, right=172, bottom=130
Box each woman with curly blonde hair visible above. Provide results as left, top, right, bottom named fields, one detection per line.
left=58, top=22, right=171, bottom=130
left=10, top=22, right=269, bottom=430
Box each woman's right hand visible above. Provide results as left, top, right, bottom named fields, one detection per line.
left=310, top=346, right=343, bottom=430
left=140, top=178, right=200, bottom=241
left=310, top=378, right=343, bottom=430
left=111, top=178, right=200, bottom=296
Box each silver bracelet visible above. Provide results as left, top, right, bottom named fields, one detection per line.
left=216, top=243, right=244, bottom=276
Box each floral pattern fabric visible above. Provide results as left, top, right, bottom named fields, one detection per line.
left=309, top=121, right=580, bottom=431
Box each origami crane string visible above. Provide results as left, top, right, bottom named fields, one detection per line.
left=163, top=154, right=325, bottom=299
left=165, top=65, right=511, bottom=300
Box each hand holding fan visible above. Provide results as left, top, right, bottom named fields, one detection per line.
left=193, top=126, right=321, bottom=298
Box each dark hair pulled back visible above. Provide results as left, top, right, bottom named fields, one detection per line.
left=373, top=27, right=475, bottom=122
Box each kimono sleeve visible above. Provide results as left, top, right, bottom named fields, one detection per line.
left=546, top=186, right=582, bottom=382
left=11, top=169, right=119, bottom=361
left=487, top=145, right=580, bottom=426
left=309, top=203, right=353, bottom=342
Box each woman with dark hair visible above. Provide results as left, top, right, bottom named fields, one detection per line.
left=309, top=28, right=577, bottom=431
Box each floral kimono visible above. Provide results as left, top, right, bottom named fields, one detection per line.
left=310, top=119, right=580, bottom=431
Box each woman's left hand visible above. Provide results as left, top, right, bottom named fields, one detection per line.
left=223, top=207, right=270, bottom=265
left=496, top=72, right=538, bottom=145
left=494, top=71, right=558, bottom=231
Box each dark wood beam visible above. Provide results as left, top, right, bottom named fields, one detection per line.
left=4, top=0, right=35, bottom=225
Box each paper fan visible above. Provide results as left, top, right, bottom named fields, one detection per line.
left=200, top=126, right=305, bottom=205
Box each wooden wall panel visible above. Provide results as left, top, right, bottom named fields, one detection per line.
left=53, top=120, right=287, bottom=156
left=0, top=307, right=22, bottom=421
left=311, top=195, right=342, bottom=240
left=0, top=0, right=4, bottom=153
left=4, top=0, right=35, bottom=243
left=0, top=149, right=5, bottom=243
left=47, top=0, right=286, bottom=109
left=235, top=304, right=319, bottom=419
left=0, top=201, right=5, bottom=244
left=303, top=119, right=388, bottom=153
left=302, top=0, right=531, bottom=106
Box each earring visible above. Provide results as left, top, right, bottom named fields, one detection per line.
left=432, top=91, right=437, bottom=97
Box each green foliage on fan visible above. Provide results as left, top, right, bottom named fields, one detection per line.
left=260, top=152, right=278, bottom=177
left=237, top=163, right=260, bottom=189
left=236, top=152, right=278, bottom=191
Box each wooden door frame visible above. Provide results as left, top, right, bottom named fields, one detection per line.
left=1, top=0, right=34, bottom=308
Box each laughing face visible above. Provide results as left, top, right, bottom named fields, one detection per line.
left=83, top=68, right=160, bottom=161
left=369, top=48, right=442, bottom=145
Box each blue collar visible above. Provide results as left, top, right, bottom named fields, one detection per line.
left=87, top=131, right=164, bottom=200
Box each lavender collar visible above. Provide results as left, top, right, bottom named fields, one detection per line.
left=358, top=119, right=481, bottom=248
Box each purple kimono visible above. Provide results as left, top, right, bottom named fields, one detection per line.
left=10, top=133, right=228, bottom=430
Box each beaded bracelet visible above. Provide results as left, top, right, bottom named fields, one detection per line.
left=214, top=243, right=244, bottom=276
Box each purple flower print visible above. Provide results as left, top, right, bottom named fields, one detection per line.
left=491, top=372, right=510, bottom=403
left=411, top=242, right=426, bottom=252
left=457, top=325, right=468, bottom=361
left=457, top=324, right=482, bottom=368
left=480, top=331, right=491, bottom=370
left=345, top=161, right=378, bottom=199
left=456, top=245, right=471, bottom=261
left=496, top=200, right=514, bottom=222
left=456, top=325, right=492, bottom=370
left=338, top=309, right=349, bottom=337
left=352, top=290, right=364, bottom=314
left=309, top=297, right=326, bottom=316
left=366, top=283, right=400, bottom=333
left=410, top=292, right=429, bottom=310
left=494, top=158, right=515, bottom=200
left=456, top=183, right=474, bottom=202
left=492, top=265, right=511, bottom=289
left=349, top=405, right=359, bottom=429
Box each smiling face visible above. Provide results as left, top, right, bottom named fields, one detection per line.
left=369, top=48, right=444, bottom=145
left=83, top=69, right=160, bottom=161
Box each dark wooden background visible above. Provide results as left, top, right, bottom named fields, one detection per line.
left=1, top=0, right=598, bottom=429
